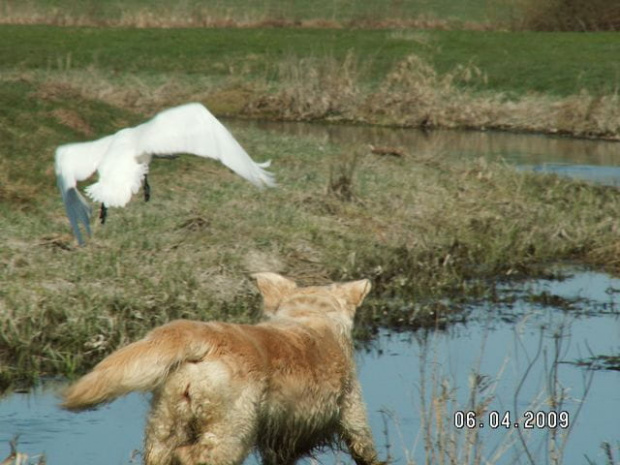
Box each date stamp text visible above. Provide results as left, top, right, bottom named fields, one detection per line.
left=454, top=411, right=570, bottom=429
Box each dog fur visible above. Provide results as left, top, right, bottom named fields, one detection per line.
left=62, top=273, right=382, bottom=465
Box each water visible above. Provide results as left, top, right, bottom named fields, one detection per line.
left=358, top=271, right=620, bottom=464
left=242, top=121, right=620, bottom=186
left=0, top=388, right=146, bottom=465
left=1, top=270, right=618, bottom=464
left=527, top=163, right=620, bottom=186
left=2, top=126, right=619, bottom=464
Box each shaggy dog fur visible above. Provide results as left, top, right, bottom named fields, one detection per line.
left=62, top=272, right=382, bottom=465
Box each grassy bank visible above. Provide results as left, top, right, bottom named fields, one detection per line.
left=1, top=84, right=620, bottom=386
left=1, top=26, right=618, bottom=97
left=1, top=26, right=620, bottom=139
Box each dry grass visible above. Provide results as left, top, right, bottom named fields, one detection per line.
left=247, top=53, right=620, bottom=140
left=0, top=1, right=493, bottom=30
left=5, top=41, right=620, bottom=140
left=3, top=68, right=231, bottom=124
left=247, top=52, right=363, bottom=123
left=2, top=120, right=619, bottom=387
left=6, top=0, right=618, bottom=33
left=508, top=0, right=620, bottom=31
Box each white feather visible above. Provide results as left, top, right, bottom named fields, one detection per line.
left=55, top=103, right=275, bottom=245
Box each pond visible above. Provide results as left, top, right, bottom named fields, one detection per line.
left=1, top=126, right=619, bottom=464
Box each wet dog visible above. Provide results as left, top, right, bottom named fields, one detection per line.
left=62, top=272, right=382, bottom=465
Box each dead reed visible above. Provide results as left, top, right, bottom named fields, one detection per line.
left=247, top=53, right=620, bottom=140
left=509, top=0, right=620, bottom=31
left=391, top=317, right=595, bottom=465
left=6, top=45, right=620, bottom=141
left=0, top=0, right=493, bottom=30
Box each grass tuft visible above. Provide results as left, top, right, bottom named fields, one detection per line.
left=327, top=146, right=363, bottom=202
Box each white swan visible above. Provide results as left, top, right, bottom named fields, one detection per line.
left=55, top=103, right=275, bottom=245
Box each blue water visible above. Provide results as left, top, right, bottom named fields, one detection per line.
left=526, top=163, right=620, bottom=186
left=358, top=271, right=620, bottom=465
left=245, top=121, right=620, bottom=186
left=0, top=387, right=146, bottom=465
left=1, top=270, right=618, bottom=465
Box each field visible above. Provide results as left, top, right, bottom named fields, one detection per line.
left=0, top=0, right=505, bottom=27
left=1, top=3, right=620, bottom=389
left=1, top=25, right=619, bottom=96
left=2, top=25, right=619, bottom=141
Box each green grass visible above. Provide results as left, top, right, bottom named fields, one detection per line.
left=426, top=31, right=620, bottom=96
left=1, top=26, right=619, bottom=97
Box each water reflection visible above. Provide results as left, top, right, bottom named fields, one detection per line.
left=237, top=121, right=620, bottom=185
left=1, top=271, right=618, bottom=465
left=358, top=270, right=620, bottom=465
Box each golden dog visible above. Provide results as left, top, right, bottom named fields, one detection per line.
left=62, top=272, right=382, bottom=465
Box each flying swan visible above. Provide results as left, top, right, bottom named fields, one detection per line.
left=55, top=102, right=275, bottom=245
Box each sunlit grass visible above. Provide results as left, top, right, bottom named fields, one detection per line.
left=2, top=113, right=619, bottom=386
left=1, top=26, right=619, bottom=97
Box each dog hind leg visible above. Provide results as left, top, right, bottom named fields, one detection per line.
left=143, top=387, right=195, bottom=465
left=172, top=408, right=258, bottom=465
left=339, top=380, right=383, bottom=465
left=173, top=380, right=261, bottom=465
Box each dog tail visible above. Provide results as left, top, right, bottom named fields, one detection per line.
left=62, top=320, right=211, bottom=411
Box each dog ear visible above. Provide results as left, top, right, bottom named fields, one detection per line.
left=252, top=273, right=298, bottom=314
left=338, top=279, right=372, bottom=310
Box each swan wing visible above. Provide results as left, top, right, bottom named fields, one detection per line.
left=136, top=103, right=275, bottom=188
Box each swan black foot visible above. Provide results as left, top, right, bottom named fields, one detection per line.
left=99, top=203, right=107, bottom=224
left=144, top=175, right=151, bottom=202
